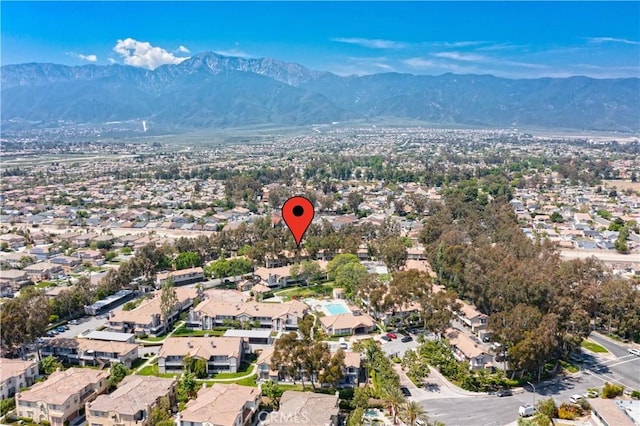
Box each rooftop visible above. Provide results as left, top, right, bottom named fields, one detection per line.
left=17, top=367, right=109, bottom=405
left=180, top=383, right=259, bottom=425
left=87, top=375, right=176, bottom=416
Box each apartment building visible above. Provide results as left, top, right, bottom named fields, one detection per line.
left=157, top=337, right=243, bottom=375
left=16, top=368, right=109, bottom=426
left=0, top=358, right=39, bottom=399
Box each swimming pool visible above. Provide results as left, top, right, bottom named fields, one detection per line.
left=325, top=302, right=351, bottom=315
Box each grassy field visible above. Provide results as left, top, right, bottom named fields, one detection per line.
left=581, top=340, right=608, bottom=353
left=602, top=180, right=640, bottom=192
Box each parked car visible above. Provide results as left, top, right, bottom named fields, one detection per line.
left=386, top=332, right=397, bottom=339
left=569, top=394, right=584, bottom=404
left=628, top=348, right=640, bottom=356
left=401, top=336, right=413, bottom=343
left=400, top=386, right=411, bottom=397
left=338, top=337, right=348, bottom=349
left=69, top=319, right=79, bottom=325
left=381, top=335, right=391, bottom=342
left=496, top=389, right=513, bottom=397
left=586, top=390, right=598, bottom=398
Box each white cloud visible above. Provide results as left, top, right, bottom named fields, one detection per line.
left=586, top=37, right=640, bottom=45
left=107, top=58, right=117, bottom=64
left=177, top=45, right=190, bottom=53
left=113, top=38, right=190, bottom=70
left=214, top=49, right=253, bottom=58
left=403, top=58, right=437, bottom=69
left=66, top=52, right=98, bottom=62
left=332, top=37, right=407, bottom=49
left=78, top=54, right=98, bottom=62
left=433, top=52, right=487, bottom=62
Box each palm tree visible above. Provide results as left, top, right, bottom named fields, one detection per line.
left=382, top=385, right=406, bottom=424
left=399, top=401, right=429, bottom=426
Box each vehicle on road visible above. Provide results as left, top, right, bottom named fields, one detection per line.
left=569, top=394, right=584, bottom=404
left=519, top=404, right=535, bottom=417
left=496, top=389, right=513, bottom=397
left=401, top=336, right=413, bottom=343
left=339, top=337, right=348, bottom=349
left=386, top=332, right=397, bottom=339
left=400, top=386, right=411, bottom=397
left=628, top=348, right=640, bottom=356
left=381, top=335, right=391, bottom=342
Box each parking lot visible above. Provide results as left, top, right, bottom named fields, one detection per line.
left=380, top=332, right=420, bottom=357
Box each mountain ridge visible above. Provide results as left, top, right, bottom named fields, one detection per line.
left=2, top=52, right=639, bottom=132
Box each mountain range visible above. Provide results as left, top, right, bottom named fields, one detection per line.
left=2, top=52, right=639, bottom=132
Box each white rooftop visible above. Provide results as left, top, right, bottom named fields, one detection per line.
left=223, top=329, right=272, bottom=338
left=79, top=330, right=136, bottom=342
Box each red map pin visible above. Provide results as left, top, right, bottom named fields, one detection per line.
left=282, top=196, right=315, bottom=246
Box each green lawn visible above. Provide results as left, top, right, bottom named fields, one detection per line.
left=130, top=358, right=147, bottom=370
left=210, top=362, right=254, bottom=379
left=581, top=340, right=608, bottom=353
left=136, top=363, right=175, bottom=378
left=201, top=374, right=258, bottom=387
left=172, top=327, right=225, bottom=337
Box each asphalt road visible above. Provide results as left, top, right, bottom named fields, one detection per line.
left=406, top=330, right=640, bottom=426
left=414, top=371, right=604, bottom=426
left=582, top=332, right=640, bottom=392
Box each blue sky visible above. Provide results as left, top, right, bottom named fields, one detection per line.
left=2, top=1, right=639, bottom=78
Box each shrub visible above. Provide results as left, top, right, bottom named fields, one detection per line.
left=602, top=382, right=624, bottom=398
left=631, top=390, right=640, bottom=400
left=558, top=402, right=582, bottom=420
left=536, top=397, right=558, bottom=419
left=0, top=398, right=15, bottom=416
left=578, top=398, right=591, bottom=412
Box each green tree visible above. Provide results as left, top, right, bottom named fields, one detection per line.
left=160, top=278, right=178, bottom=329
left=149, top=395, right=173, bottom=425
left=41, top=355, right=62, bottom=375
left=550, top=212, right=564, bottom=223
left=177, top=371, right=198, bottom=401
left=109, top=363, right=129, bottom=387
left=347, top=191, right=364, bottom=214
left=327, top=254, right=360, bottom=280
left=536, top=397, right=558, bottom=419
left=300, top=341, right=331, bottom=388
left=0, top=398, right=16, bottom=416
left=375, top=236, right=408, bottom=271
left=347, top=407, right=364, bottom=426
left=175, top=252, right=201, bottom=270
left=381, top=385, right=406, bottom=424
left=271, top=332, right=306, bottom=387
left=352, top=387, right=370, bottom=409
left=261, top=380, right=283, bottom=408
left=319, top=347, right=345, bottom=389
left=335, top=262, right=368, bottom=298
left=399, top=401, right=429, bottom=426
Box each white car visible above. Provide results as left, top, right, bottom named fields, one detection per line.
left=570, top=394, right=584, bottom=404
left=628, top=348, right=640, bottom=356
